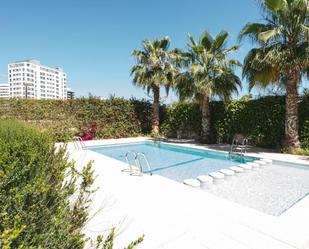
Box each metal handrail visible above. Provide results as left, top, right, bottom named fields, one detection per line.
left=136, top=152, right=152, bottom=175
left=73, top=136, right=86, bottom=150
left=124, top=150, right=138, bottom=174
left=123, top=151, right=152, bottom=176
left=229, top=137, right=248, bottom=159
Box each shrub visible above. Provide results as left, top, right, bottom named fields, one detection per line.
left=0, top=120, right=89, bottom=248
left=1, top=95, right=307, bottom=149
left=211, top=96, right=286, bottom=148
left=161, top=102, right=201, bottom=138
left=162, top=95, right=308, bottom=149
left=0, top=97, right=153, bottom=142
left=283, top=147, right=309, bottom=156
left=0, top=120, right=143, bottom=248
left=299, top=94, right=309, bottom=148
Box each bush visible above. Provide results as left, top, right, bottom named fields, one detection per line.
left=211, top=96, right=286, bottom=148
left=0, top=120, right=89, bottom=248
left=0, top=97, right=154, bottom=142
left=283, top=147, right=309, bottom=156
left=161, top=102, right=201, bottom=138
left=162, top=95, right=309, bottom=149
left=299, top=94, right=309, bottom=148
left=0, top=120, right=143, bottom=248
left=1, top=95, right=307, bottom=149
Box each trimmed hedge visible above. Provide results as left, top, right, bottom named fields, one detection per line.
left=162, top=95, right=309, bottom=148
left=211, top=96, right=286, bottom=148
left=1, top=95, right=308, bottom=148
left=0, top=97, right=153, bottom=142
left=161, top=102, right=201, bottom=139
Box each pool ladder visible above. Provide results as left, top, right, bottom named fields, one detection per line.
left=229, top=138, right=247, bottom=158
left=73, top=136, right=86, bottom=150
left=124, top=151, right=152, bottom=176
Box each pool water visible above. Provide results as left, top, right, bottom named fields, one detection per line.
left=207, top=163, right=309, bottom=216
left=89, top=141, right=256, bottom=182
left=89, top=141, right=309, bottom=216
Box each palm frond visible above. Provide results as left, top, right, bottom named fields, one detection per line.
left=187, top=34, right=197, bottom=47
left=131, top=37, right=180, bottom=96
left=240, top=0, right=309, bottom=93
left=263, top=0, right=287, bottom=13
left=212, top=31, right=229, bottom=52
left=239, top=22, right=275, bottom=43
left=159, top=36, right=170, bottom=50
left=199, top=31, right=214, bottom=50
left=175, top=30, right=241, bottom=101
left=243, top=47, right=281, bottom=90
left=258, top=26, right=283, bottom=42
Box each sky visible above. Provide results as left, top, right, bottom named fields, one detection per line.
left=0, top=0, right=307, bottom=103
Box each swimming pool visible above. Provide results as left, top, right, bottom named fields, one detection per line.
left=88, top=140, right=309, bottom=216
left=89, top=141, right=256, bottom=182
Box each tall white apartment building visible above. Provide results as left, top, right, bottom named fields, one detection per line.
left=8, top=59, right=67, bottom=99
left=0, top=84, right=9, bottom=98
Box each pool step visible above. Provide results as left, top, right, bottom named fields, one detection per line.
left=183, top=178, right=201, bottom=188
left=238, top=164, right=252, bottom=171
left=209, top=172, right=225, bottom=184
left=183, top=159, right=272, bottom=190
left=254, top=160, right=268, bottom=167
left=219, top=169, right=235, bottom=180
left=197, top=175, right=213, bottom=189
left=246, top=162, right=260, bottom=169
left=229, top=166, right=244, bottom=174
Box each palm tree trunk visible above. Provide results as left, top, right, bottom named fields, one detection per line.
left=201, top=94, right=210, bottom=143
left=152, top=86, right=160, bottom=135
left=284, top=69, right=301, bottom=148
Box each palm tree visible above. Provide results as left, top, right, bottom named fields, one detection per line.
left=176, top=31, right=242, bottom=143
left=239, top=0, right=309, bottom=148
left=131, top=37, right=178, bottom=134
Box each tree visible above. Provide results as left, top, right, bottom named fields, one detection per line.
left=239, top=0, right=309, bottom=148
left=131, top=37, right=178, bottom=134
left=176, top=31, right=242, bottom=142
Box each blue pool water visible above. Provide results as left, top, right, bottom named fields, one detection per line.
left=88, top=141, right=309, bottom=216
left=89, top=141, right=256, bottom=182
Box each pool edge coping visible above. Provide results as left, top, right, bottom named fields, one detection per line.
left=63, top=137, right=309, bottom=249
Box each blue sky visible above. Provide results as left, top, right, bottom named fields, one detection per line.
left=0, top=0, right=307, bottom=102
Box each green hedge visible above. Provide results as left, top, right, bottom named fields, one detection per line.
left=161, top=102, right=201, bottom=139
left=0, top=97, right=153, bottom=142
left=0, top=120, right=93, bottom=248
left=162, top=95, right=309, bottom=148
left=299, top=95, right=309, bottom=148
left=1, top=95, right=308, bottom=148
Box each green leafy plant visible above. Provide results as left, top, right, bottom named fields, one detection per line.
left=162, top=95, right=309, bottom=150
left=239, top=0, right=309, bottom=148
left=161, top=101, right=201, bottom=139
left=0, top=120, right=143, bottom=248
left=0, top=97, right=154, bottom=142
left=282, top=147, right=309, bottom=156
left=131, top=37, right=179, bottom=134
left=175, top=30, right=241, bottom=143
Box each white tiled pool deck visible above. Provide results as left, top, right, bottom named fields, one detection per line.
left=66, top=137, right=309, bottom=249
